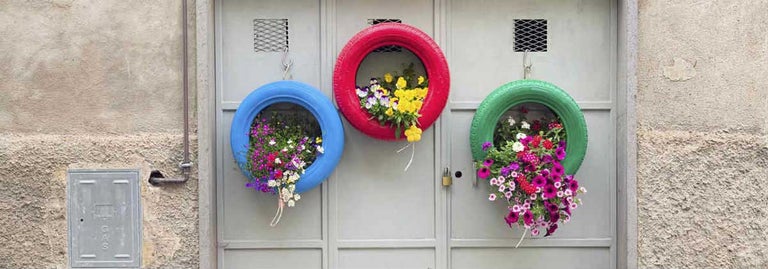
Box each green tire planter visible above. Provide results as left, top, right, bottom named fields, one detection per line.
left=470, top=79, right=588, bottom=175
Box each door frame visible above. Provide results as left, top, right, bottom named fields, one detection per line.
left=194, top=0, right=639, bottom=268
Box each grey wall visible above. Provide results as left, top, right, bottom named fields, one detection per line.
left=0, top=1, right=199, bottom=268
left=636, top=0, right=768, bottom=268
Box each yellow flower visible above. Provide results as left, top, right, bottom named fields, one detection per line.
left=384, top=73, right=393, bottom=83
left=382, top=88, right=389, bottom=96
left=418, top=76, right=425, bottom=85
left=385, top=107, right=393, bottom=116
left=413, top=100, right=423, bottom=110
left=394, top=89, right=404, bottom=98
left=316, top=137, right=322, bottom=143
left=396, top=77, right=407, bottom=89
left=404, top=125, right=423, bottom=142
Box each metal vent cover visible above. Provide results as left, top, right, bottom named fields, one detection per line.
left=514, top=19, right=548, bottom=52
left=253, top=19, right=289, bottom=52
left=368, top=18, right=402, bottom=53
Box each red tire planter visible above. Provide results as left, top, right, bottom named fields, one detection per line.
left=333, top=23, right=450, bottom=140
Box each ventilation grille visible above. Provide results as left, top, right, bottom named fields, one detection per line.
left=253, top=19, right=289, bottom=52
left=514, top=19, right=547, bottom=52
left=368, top=19, right=402, bottom=53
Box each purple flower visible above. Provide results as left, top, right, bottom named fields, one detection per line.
left=508, top=162, right=520, bottom=171
left=531, top=175, right=546, bottom=188
left=483, top=159, right=494, bottom=167
left=525, top=164, right=537, bottom=173
left=549, top=211, right=560, bottom=224
left=551, top=162, right=564, bottom=178
left=482, top=141, right=492, bottom=151
left=541, top=154, right=553, bottom=164
left=543, top=184, right=557, bottom=199
left=544, top=223, right=559, bottom=237
left=540, top=169, right=550, bottom=178
left=564, top=174, right=574, bottom=182
left=555, top=147, right=566, bottom=160
left=500, top=166, right=511, bottom=177
left=559, top=141, right=566, bottom=148
left=569, top=179, right=579, bottom=192
left=523, top=210, right=534, bottom=226
left=477, top=167, right=491, bottom=179
left=505, top=210, right=519, bottom=226
left=544, top=201, right=559, bottom=213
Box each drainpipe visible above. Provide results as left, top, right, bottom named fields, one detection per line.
left=149, top=0, right=192, bottom=185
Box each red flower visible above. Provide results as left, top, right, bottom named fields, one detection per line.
left=532, top=120, right=541, bottom=131
left=520, top=106, right=528, bottom=114
left=274, top=169, right=283, bottom=179
left=548, top=122, right=562, bottom=129
left=531, top=135, right=542, bottom=148
left=543, top=139, right=553, bottom=149
left=517, top=151, right=527, bottom=159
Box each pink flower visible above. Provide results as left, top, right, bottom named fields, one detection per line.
left=483, top=159, right=494, bottom=167
left=477, top=167, right=491, bottom=179
left=505, top=210, right=519, bottom=226
left=488, top=193, right=497, bottom=201
left=531, top=175, right=547, bottom=188
left=505, top=191, right=513, bottom=199
left=555, top=147, right=566, bottom=160
left=543, top=184, right=557, bottom=199
left=569, top=179, right=579, bottom=192
left=551, top=162, right=564, bottom=178
left=531, top=228, right=540, bottom=236
left=544, top=223, right=559, bottom=237
left=523, top=210, right=534, bottom=226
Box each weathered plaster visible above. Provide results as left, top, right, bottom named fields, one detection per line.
left=0, top=1, right=200, bottom=268
left=637, top=0, right=768, bottom=268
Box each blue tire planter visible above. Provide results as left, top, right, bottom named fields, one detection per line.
left=230, top=81, right=344, bottom=194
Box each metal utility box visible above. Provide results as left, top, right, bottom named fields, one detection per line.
left=67, top=169, right=141, bottom=268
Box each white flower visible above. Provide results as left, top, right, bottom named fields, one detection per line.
left=287, top=139, right=293, bottom=144
left=288, top=184, right=295, bottom=192
left=374, top=90, right=382, bottom=99
left=564, top=189, right=573, bottom=196
left=535, top=187, right=542, bottom=193
left=516, top=133, right=527, bottom=140
left=557, top=191, right=564, bottom=198
left=490, top=178, right=498, bottom=186
left=569, top=203, right=578, bottom=209
left=529, top=193, right=537, bottom=200
left=289, top=145, right=295, bottom=149
left=316, top=145, right=324, bottom=154
left=294, top=194, right=301, bottom=201
left=267, top=180, right=277, bottom=187
left=287, top=199, right=296, bottom=207
left=269, top=139, right=276, bottom=145
left=521, top=121, right=530, bottom=129
left=488, top=194, right=497, bottom=201
left=564, top=215, right=571, bottom=223
left=365, top=102, right=373, bottom=109
left=507, top=116, right=516, bottom=126
left=523, top=203, right=531, bottom=209
left=498, top=185, right=506, bottom=192
left=512, top=142, right=525, bottom=152
left=497, top=176, right=505, bottom=183
left=505, top=191, right=513, bottom=199
left=512, top=205, right=521, bottom=213
left=566, top=196, right=573, bottom=203
left=580, top=187, right=588, bottom=193
left=554, top=181, right=562, bottom=188
left=282, top=147, right=288, bottom=152
left=510, top=171, right=519, bottom=177
left=274, top=158, right=282, bottom=164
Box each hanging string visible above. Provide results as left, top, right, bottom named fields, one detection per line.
left=269, top=197, right=284, bottom=227
left=281, top=47, right=293, bottom=80
left=515, top=227, right=529, bottom=248
left=396, top=143, right=416, bottom=171
left=523, top=49, right=532, bottom=79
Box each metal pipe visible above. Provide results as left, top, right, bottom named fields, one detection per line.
left=149, top=0, right=192, bottom=185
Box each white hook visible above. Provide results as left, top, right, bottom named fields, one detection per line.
left=523, top=49, right=532, bottom=79
left=281, top=47, right=293, bottom=80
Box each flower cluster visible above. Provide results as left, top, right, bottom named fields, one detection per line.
left=244, top=113, right=324, bottom=208
left=356, top=63, right=428, bottom=142
left=475, top=106, right=586, bottom=237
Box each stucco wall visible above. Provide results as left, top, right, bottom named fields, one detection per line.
left=0, top=1, right=199, bottom=268
left=637, top=0, right=768, bottom=268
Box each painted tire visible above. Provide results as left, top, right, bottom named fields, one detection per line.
left=469, top=80, right=588, bottom=175
left=230, top=81, right=344, bottom=194
left=333, top=23, right=450, bottom=140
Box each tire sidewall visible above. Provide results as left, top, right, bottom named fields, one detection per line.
left=470, top=80, right=588, bottom=175
left=333, top=23, right=450, bottom=140
left=230, top=81, right=344, bottom=194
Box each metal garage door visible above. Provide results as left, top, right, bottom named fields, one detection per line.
left=215, top=0, right=616, bottom=268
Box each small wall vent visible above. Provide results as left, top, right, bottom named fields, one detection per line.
left=253, top=19, right=289, bottom=52
left=514, top=19, right=548, bottom=52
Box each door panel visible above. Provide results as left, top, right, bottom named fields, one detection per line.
left=216, top=0, right=616, bottom=268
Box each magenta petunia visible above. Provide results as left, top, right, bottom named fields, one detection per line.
left=543, top=184, right=557, bottom=199
left=541, top=154, right=553, bottom=164
left=555, top=147, right=566, bottom=160
left=551, top=162, right=564, bottom=178
left=549, top=211, right=560, bottom=223
left=569, top=179, right=579, bottom=192
left=523, top=210, right=534, bottom=226
left=508, top=162, right=520, bottom=171
left=544, top=223, right=559, bottom=237
left=477, top=167, right=491, bottom=179
left=531, top=175, right=547, bottom=188
left=544, top=201, right=559, bottom=213
left=505, top=210, right=519, bottom=226
left=483, top=159, right=494, bottom=167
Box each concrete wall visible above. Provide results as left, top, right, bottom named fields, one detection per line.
left=636, top=0, right=768, bottom=268
left=0, top=1, right=199, bottom=268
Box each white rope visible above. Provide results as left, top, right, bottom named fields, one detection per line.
left=396, top=143, right=416, bottom=171
left=269, top=197, right=284, bottom=227
left=515, top=227, right=528, bottom=248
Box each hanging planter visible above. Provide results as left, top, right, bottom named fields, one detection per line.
left=333, top=22, right=450, bottom=141
left=470, top=79, right=587, bottom=174
left=230, top=81, right=344, bottom=196
left=469, top=79, right=588, bottom=241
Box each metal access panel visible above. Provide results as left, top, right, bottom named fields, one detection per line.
left=67, top=169, right=141, bottom=268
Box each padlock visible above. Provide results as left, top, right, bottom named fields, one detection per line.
left=442, top=167, right=452, bottom=187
